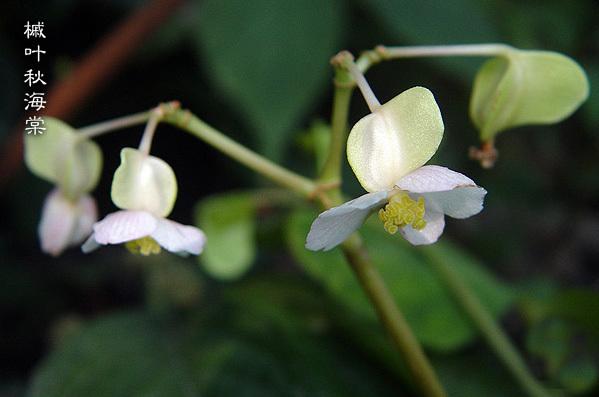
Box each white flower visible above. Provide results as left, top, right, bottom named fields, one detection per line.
left=82, top=147, right=206, bottom=256
left=82, top=210, right=206, bottom=256
left=305, top=87, right=487, bottom=251
left=38, top=188, right=98, bottom=256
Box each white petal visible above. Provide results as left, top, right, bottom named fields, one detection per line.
left=38, top=188, right=77, bottom=256
left=70, top=193, right=99, bottom=245
left=151, top=218, right=207, bottom=255
left=81, top=234, right=101, bottom=253
left=347, top=87, right=444, bottom=192
left=305, top=190, right=390, bottom=251
left=396, top=165, right=487, bottom=218
left=399, top=203, right=445, bottom=245
left=92, top=210, right=158, bottom=244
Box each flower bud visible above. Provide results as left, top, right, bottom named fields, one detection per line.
left=469, top=49, right=589, bottom=141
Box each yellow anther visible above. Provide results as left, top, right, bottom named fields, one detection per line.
left=378, top=190, right=427, bottom=234
left=125, top=236, right=162, bottom=256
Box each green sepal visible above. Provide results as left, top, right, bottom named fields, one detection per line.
left=194, top=191, right=257, bottom=281
left=24, top=117, right=103, bottom=200
left=470, top=49, right=589, bottom=141
left=111, top=148, right=177, bottom=218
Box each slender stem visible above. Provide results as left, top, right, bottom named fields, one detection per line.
left=318, top=84, right=353, bottom=183
left=138, top=108, right=163, bottom=155
left=346, top=59, right=381, bottom=112
left=162, top=107, right=317, bottom=198
left=342, top=234, right=447, bottom=397
left=423, top=247, right=553, bottom=397
left=380, top=43, right=514, bottom=60
left=76, top=111, right=150, bottom=140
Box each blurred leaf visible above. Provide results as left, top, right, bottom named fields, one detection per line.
left=556, top=354, right=598, bottom=394
left=28, top=311, right=194, bottom=397
left=362, top=0, right=499, bottom=82
left=194, top=191, right=257, bottom=280
left=190, top=0, right=345, bottom=160
left=434, top=346, right=525, bottom=397
left=286, top=207, right=515, bottom=352
left=470, top=49, right=589, bottom=141
left=295, top=120, right=332, bottom=175
left=29, top=291, right=403, bottom=397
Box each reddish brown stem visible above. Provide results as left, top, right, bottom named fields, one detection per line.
left=0, top=0, right=188, bottom=191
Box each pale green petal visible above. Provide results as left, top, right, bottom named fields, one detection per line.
left=24, top=117, right=103, bottom=199
left=111, top=148, right=178, bottom=217
left=347, top=87, right=444, bottom=192
left=470, top=49, right=589, bottom=141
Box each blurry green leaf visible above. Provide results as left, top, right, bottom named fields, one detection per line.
left=362, top=0, right=499, bottom=82
left=29, top=311, right=195, bottom=397
left=470, top=49, right=589, bottom=141
left=29, top=298, right=401, bottom=397
left=190, top=0, right=345, bottom=159
left=24, top=117, right=103, bottom=200
left=286, top=207, right=515, bottom=352
left=434, top=346, right=525, bottom=397
left=296, top=120, right=332, bottom=175
left=557, top=354, right=598, bottom=394
left=526, top=318, right=599, bottom=393
left=194, top=192, right=257, bottom=280
left=526, top=319, right=572, bottom=375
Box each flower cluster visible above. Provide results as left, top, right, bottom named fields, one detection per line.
left=25, top=116, right=206, bottom=257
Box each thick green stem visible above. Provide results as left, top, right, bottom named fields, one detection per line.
left=342, top=234, right=447, bottom=397
left=162, top=106, right=317, bottom=198
left=423, top=247, right=553, bottom=397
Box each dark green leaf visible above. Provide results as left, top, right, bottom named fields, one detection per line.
left=362, top=0, right=499, bottom=82
left=190, top=0, right=345, bottom=159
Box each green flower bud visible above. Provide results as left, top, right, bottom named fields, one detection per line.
left=24, top=117, right=103, bottom=200
left=470, top=49, right=589, bottom=141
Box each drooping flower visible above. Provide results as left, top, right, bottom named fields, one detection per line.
left=24, top=117, right=103, bottom=256
left=82, top=147, right=206, bottom=256
left=38, top=188, right=98, bottom=256
left=305, top=87, right=487, bottom=251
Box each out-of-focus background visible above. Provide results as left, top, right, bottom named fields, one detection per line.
left=1, top=0, right=598, bottom=395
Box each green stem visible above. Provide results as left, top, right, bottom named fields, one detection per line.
left=379, top=43, right=514, bottom=60
left=342, top=234, right=447, bottom=397
left=162, top=107, right=317, bottom=198
left=76, top=111, right=150, bottom=140
left=321, top=54, right=447, bottom=396
left=423, top=247, right=553, bottom=397
left=318, top=84, right=353, bottom=184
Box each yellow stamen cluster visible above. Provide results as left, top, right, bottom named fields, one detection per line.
left=125, top=236, right=162, bottom=255
left=378, top=191, right=426, bottom=234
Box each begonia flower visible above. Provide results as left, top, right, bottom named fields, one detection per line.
left=306, top=87, right=486, bottom=251
left=38, top=188, right=98, bottom=256
left=82, top=148, right=206, bottom=256
left=24, top=117, right=103, bottom=256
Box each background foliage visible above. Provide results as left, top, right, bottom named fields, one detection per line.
left=0, top=0, right=598, bottom=395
